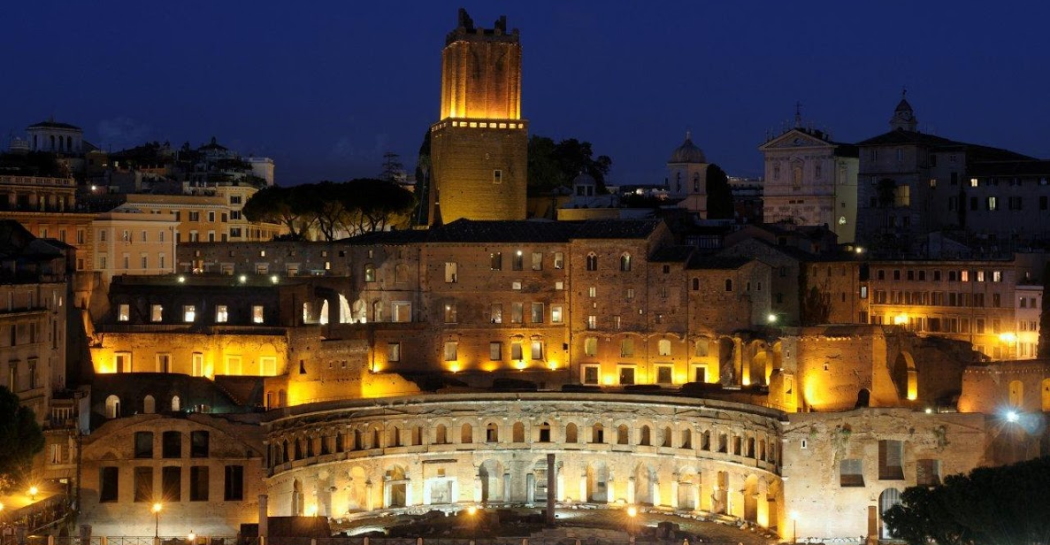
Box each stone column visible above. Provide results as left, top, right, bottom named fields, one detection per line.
left=526, top=473, right=536, bottom=504
left=627, top=477, right=635, bottom=504
left=503, top=472, right=511, bottom=502
left=579, top=474, right=587, bottom=504
left=670, top=480, right=679, bottom=509
left=474, top=473, right=482, bottom=503
left=258, top=495, right=269, bottom=538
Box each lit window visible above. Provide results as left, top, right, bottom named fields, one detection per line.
left=150, top=305, right=163, bottom=322
left=444, top=303, right=458, bottom=323
left=531, top=303, right=544, bottom=323
left=532, top=252, right=542, bottom=271
left=588, top=286, right=597, bottom=298
left=252, top=305, right=264, bottom=324
left=443, top=342, right=458, bottom=361
left=551, top=305, right=563, bottom=323
left=531, top=341, right=544, bottom=360
left=216, top=305, right=228, bottom=323
left=582, top=365, right=599, bottom=385
left=584, top=337, right=598, bottom=356
left=388, top=342, right=401, bottom=362
left=554, top=252, right=564, bottom=269
left=587, top=315, right=597, bottom=330
left=118, top=304, right=130, bottom=322
left=444, top=262, right=458, bottom=283
left=970, top=178, right=978, bottom=188
left=183, top=305, right=196, bottom=323
left=489, top=342, right=502, bottom=361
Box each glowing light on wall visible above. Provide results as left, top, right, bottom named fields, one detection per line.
left=515, top=360, right=527, bottom=370
left=893, top=313, right=908, bottom=325
left=547, top=361, right=558, bottom=371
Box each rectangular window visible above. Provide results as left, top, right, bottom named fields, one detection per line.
left=987, top=196, right=997, bottom=211
left=393, top=302, right=411, bottom=322
left=510, top=342, right=523, bottom=361
left=620, top=338, right=634, bottom=357
left=512, top=251, right=523, bottom=271
left=156, top=353, right=171, bottom=373
left=840, top=459, right=864, bottom=487
left=134, top=467, right=153, bottom=502
left=490, top=252, right=502, bottom=271
left=191, top=353, right=204, bottom=377
left=118, top=303, right=130, bottom=322
left=134, top=431, right=154, bottom=458
left=183, top=305, right=196, bottom=323
left=190, top=431, right=209, bottom=458
left=582, top=365, right=599, bottom=385
left=162, top=466, right=181, bottom=502
left=656, top=365, right=673, bottom=385
left=916, top=459, right=942, bottom=486
left=190, top=466, right=209, bottom=501
left=216, top=305, right=228, bottom=323
left=618, top=366, right=635, bottom=385
left=224, top=465, right=244, bottom=501
left=878, top=440, right=904, bottom=480
left=554, top=252, right=564, bottom=269
left=531, top=340, right=544, bottom=360
left=388, top=342, right=401, bottom=362
left=531, top=302, right=544, bottom=323
left=252, top=305, right=264, bottom=324
left=489, top=342, right=502, bottom=361
left=100, top=467, right=119, bottom=502
left=551, top=305, right=563, bottom=323
left=588, top=286, right=597, bottom=298
left=511, top=302, right=524, bottom=323
left=587, top=315, right=597, bottom=330
left=443, top=341, right=458, bottom=361
left=584, top=337, right=598, bottom=356
left=444, top=262, right=458, bottom=283
left=443, top=303, right=457, bottom=323
left=489, top=303, right=503, bottom=324
left=493, top=169, right=502, bottom=184
left=531, top=252, right=542, bottom=271
left=162, top=431, right=182, bottom=458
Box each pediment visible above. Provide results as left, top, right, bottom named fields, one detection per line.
left=760, top=129, right=834, bottom=151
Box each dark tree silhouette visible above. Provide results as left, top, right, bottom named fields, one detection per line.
left=527, top=136, right=612, bottom=194
left=0, top=386, right=44, bottom=493
left=705, top=164, right=734, bottom=219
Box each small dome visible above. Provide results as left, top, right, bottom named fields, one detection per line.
left=572, top=171, right=596, bottom=186
left=669, top=132, right=706, bottom=164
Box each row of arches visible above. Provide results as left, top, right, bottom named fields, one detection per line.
left=104, top=394, right=182, bottom=418
left=268, top=418, right=779, bottom=472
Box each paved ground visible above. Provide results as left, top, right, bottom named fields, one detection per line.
left=335, top=506, right=781, bottom=545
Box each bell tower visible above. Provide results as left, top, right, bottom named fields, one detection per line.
left=428, top=9, right=528, bottom=225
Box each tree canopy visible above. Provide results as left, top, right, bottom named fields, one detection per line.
left=527, top=136, right=612, bottom=194
left=883, top=455, right=1050, bottom=545
left=0, top=386, right=44, bottom=493
left=705, top=164, right=734, bottom=219
left=242, top=179, right=415, bottom=241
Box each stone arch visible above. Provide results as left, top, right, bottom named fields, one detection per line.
left=384, top=465, right=409, bottom=508
left=171, top=395, right=181, bottom=412
left=586, top=461, right=609, bottom=503
left=718, top=336, right=737, bottom=385
left=591, top=423, right=605, bottom=443
left=616, top=424, right=629, bottom=445
left=677, top=466, right=700, bottom=511
left=680, top=428, right=693, bottom=449
left=143, top=395, right=155, bottom=414
left=536, top=421, right=552, bottom=443
left=891, top=351, right=918, bottom=402
left=388, top=425, right=401, bottom=447
left=435, top=423, right=449, bottom=444
left=1009, top=380, right=1024, bottom=407
left=856, top=388, right=871, bottom=408
left=105, top=395, right=121, bottom=419
left=530, top=457, right=550, bottom=503
left=461, top=422, right=473, bottom=443
left=743, top=474, right=759, bottom=523
left=662, top=426, right=673, bottom=447
left=565, top=422, right=578, bottom=443
left=879, top=488, right=903, bottom=539
left=633, top=463, right=656, bottom=506
left=478, top=459, right=505, bottom=503
left=701, top=429, right=711, bottom=450
left=512, top=421, right=525, bottom=443
left=347, top=466, right=369, bottom=511
left=639, top=425, right=651, bottom=446
left=485, top=421, right=499, bottom=443
left=712, top=470, right=729, bottom=514
left=620, top=252, right=632, bottom=272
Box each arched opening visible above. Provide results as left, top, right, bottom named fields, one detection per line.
left=680, top=428, right=692, bottom=449
left=537, top=422, right=551, bottom=443
left=479, top=459, right=504, bottom=503
left=388, top=426, right=401, bottom=447
left=712, top=471, right=728, bottom=514
left=385, top=466, right=408, bottom=508
left=461, top=423, right=473, bottom=443
left=677, top=467, right=700, bottom=511
left=855, top=388, right=871, bottom=408
left=620, top=253, right=632, bottom=272
left=531, top=458, right=549, bottom=503
left=105, top=395, right=121, bottom=419
left=512, top=422, right=525, bottom=443
left=335, top=432, right=344, bottom=453
left=565, top=423, right=578, bottom=443
left=435, top=424, right=448, bottom=444
left=591, top=423, right=604, bottom=443
left=663, top=426, right=673, bottom=447
left=879, top=488, right=903, bottom=539
left=586, top=461, right=609, bottom=503
left=143, top=395, right=155, bottom=414
left=701, top=430, right=711, bottom=450
left=170, top=394, right=181, bottom=412
left=293, top=439, right=303, bottom=460
left=891, top=352, right=918, bottom=402
left=486, top=422, right=499, bottom=443
left=639, top=425, right=651, bottom=446
left=743, top=475, right=759, bottom=523
left=617, top=424, right=629, bottom=445
left=634, top=463, right=655, bottom=506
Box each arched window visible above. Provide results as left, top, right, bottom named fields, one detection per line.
left=335, top=432, right=344, bottom=453
left=143, top=395, right=155, bottom=414
left=105, top=395, right=121, bottom=419
left=591, top=423, right=604, bottom=443
left=639, top=425, right=651, bottom=446
left=486, top=422, right=499, bottom=443
left=171, top=395, right=181, bottom=412
left=538, top=422, right=551, bottom=443
left=658, top=339, right=672, bottom=356
left=565, top=423, right=578, bottom=444
left=701, top=430, right=711, bottom=450
left=294, top=439, right=303, bottom=460
left=586, top=253, right=598, bottom=271
left=620, top=253, right=631, bottom=272
left=461, top=423, right=473, bottom=444
left=371, top=428, right=380, bottom=449
left=436, top=424, right=448, bottom=444
left=617, top=424, right=629, bottom=445
left=681, top=429, right=693, bottom=449
left=512, top=422, right=525, bottom=443
left=388, top=426, right=401, bottom=447
left=693, top=172, right=700, bottom=193
left=373, top=300, right=383, bottom=322
left=662, top=426, right=673, bottom=448
left=364, top=264, right=376, bottom=282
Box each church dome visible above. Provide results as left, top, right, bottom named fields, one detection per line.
left=669, top=132, right=706, bottom=164
left=572, top=171, right=596, bottom=186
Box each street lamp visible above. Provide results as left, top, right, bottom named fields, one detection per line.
left=152, top=502, right=163, bottom=539
left=28, top=486, right=38, bottom=501
left=790, top=510, right=799, bottom=543
left=467, top=505, right=479, bottom=544
left=626, top=505, right=638, bottom=539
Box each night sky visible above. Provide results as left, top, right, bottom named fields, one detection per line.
left=4, top=1, right=1049, bottom=186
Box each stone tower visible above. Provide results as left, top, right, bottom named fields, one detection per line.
left=428, top=9, right=528, bottom=225
left=889, top=90, right=918, bottom=132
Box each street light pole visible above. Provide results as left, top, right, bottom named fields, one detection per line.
left=152, top=502, right=163, bottom=540
left=790, top=510, right=799, bottom=544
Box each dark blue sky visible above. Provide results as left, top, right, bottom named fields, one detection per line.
left=4, top=1, right=1049, bottom=185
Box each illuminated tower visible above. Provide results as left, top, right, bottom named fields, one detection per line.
left=428, top=9, right=527, bottom=225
